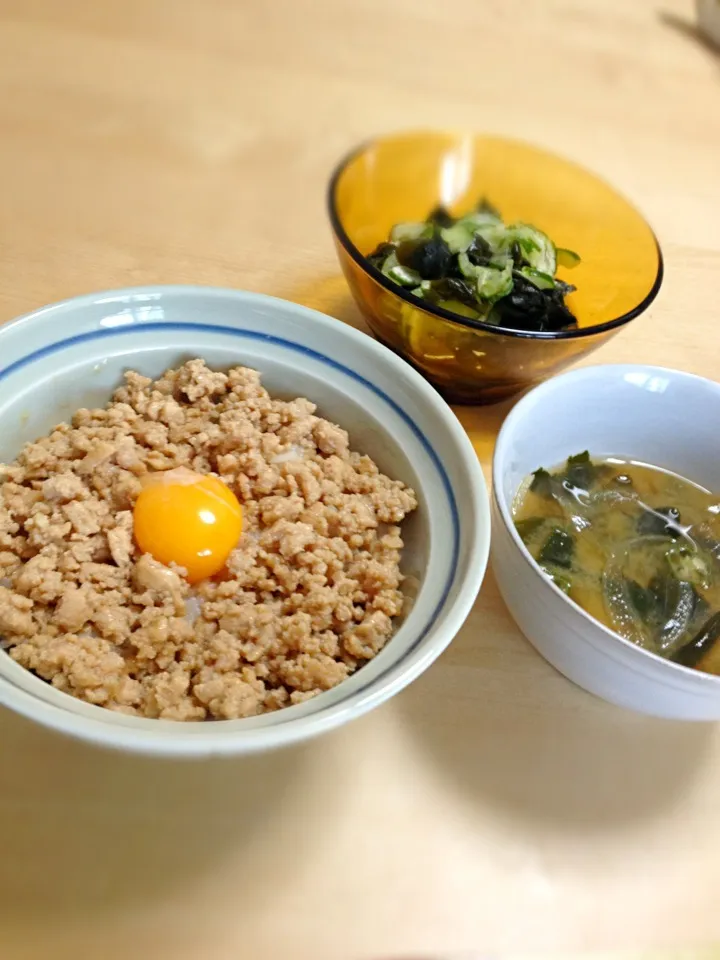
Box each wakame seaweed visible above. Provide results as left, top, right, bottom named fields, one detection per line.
left=366, top=199, right=580, bottom=333
left=538, top=529, right=575, bottom=569
left=530, top=467, right=553, bottom=496
left=422, top=277, right=477, bottom=307
left=564, top=451, right=597, bottom=490
left=637, top=505, right=682, bottom=538
left=529, top=451, right=604, bottom=501
left=427, top=205, right=455, bottom=228
left=515, top=453, right=720, bottom=674
left=476, top=197, right=502, bottom=219
left=407, top=235, right=453, bottom=280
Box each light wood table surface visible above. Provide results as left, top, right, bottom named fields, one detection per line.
left=0, top=1, right=719, bottom=958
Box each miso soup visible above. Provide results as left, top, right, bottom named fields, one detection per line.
left=513, top=452, right=720, bottom=675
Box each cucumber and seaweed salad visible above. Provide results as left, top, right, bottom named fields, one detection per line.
left=367, top=199, right=581, bottom=333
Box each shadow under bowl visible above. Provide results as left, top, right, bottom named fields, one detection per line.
left=328, top=130, right=663, bottom=404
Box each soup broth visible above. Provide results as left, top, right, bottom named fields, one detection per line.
left=513, top=452, right=720, bottom=675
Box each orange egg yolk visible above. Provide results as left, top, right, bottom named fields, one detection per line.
left=133, top=468, right=243, bottom=583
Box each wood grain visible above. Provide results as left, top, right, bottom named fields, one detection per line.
left=0, top=0, right=719, bottom=958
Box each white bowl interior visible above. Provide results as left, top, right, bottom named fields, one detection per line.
left=495, top=365, right=720, bottom=509
left=0, top=287, right=489, bottom=754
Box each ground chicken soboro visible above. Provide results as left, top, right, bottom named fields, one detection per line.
left=0, top=360, right=417, bottom=720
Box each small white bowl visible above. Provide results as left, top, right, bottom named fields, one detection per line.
left=492, top=364, right=720, bottom=720
left=0, top=285, right=490, bottom=755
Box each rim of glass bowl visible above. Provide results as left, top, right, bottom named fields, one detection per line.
left=327, top=135, right=665, bottom=342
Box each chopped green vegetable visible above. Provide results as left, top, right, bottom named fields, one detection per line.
left=666, top=543, right=712, bottom=589
left=539, top=529, right=574, bottom=569
left=530, top=467, right=553, bottom=496
left=518, top=267, right=556, bottom=291
left=365, top=199, right=579, bottom=333
left=441, top=222, right=476, bottom=254
left=541, top=565, right=572, bottom=593
left=419, top=276, right=477, bottom=307
left=367, top=242, right=395, bottom=271
left=458, top=254, right=513, bottom=302
left=564, top=450, right=597, bottom=490
left=381, top=252, right=422, bottom=288
left=475, top=263, right=513, bottom=302
left=435, top=299, right=481, bottom=319
left=507, top=223, right=556, bottom=276
left=390, top=222, right=433, bottom=243
left=556, top=247, right=581, bottom=269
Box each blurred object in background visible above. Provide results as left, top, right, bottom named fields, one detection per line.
left=697, top=0, right=720, bottom=46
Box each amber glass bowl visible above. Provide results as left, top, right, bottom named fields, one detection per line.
left=328, top=131, right=663, bottom=404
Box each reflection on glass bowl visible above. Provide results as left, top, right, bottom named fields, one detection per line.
left=328, top=131, right=663, bottom=404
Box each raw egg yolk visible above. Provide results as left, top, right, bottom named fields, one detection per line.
left=133, top=468, right=243, bottom=583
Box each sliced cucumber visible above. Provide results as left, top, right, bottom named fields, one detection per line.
left=386, top=264, right=422, bottom=287
left=488, top=254, right=512, bottom=271
left=464, top=217, right=509, bottom=253
left=457, top=251, right=477, bottom=280
left=389, top=221, right=433, bottom=243
left=368, top=198, right=580, bottom=333
left=381, top=251, right=422, bottom=288
left=458, top=254, right=512, bottom=302
left=459, top=211, right=502, bottom=229
left=476, top=263, right=513, bottom=302
left=440, top=221, right=475, bottom=254
left=508, top=223, right=556, bottom=275
left=434, top=298, right=481, bottom=320
left=518, top=266, right=556, bottom=291
left=556, top=247, right=581, bottom=269
left=410, top=280, right=433, bottom=298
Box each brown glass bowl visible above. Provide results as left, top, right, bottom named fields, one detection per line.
left=327, top=131, right=663, bottom=404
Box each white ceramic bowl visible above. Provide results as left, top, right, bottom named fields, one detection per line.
left=492, top=364, right=720, bottom=720
left=0, top=285, right=490, bottom=755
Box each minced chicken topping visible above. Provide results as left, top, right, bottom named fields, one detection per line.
left=0, top=360, right=417, bottom=720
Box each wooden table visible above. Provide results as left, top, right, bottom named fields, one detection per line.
left=1, top=1, right=719, bottom=957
